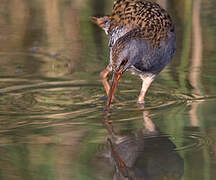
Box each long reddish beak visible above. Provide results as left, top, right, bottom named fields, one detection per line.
left=106, top=70, right=123, bottom=110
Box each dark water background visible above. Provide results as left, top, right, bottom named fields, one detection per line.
left=0, top=0, right=216, bottom=179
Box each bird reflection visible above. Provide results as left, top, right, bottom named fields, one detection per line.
left=103, top=110, right=184, bottom=180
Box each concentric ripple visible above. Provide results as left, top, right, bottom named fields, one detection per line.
left=0, top=52, right=107, bottom=134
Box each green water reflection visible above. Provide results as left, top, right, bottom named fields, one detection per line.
left=0, top=0, right=216, bottom=180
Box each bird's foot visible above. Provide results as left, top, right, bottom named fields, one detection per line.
left=136, top=100, right=146, bottom=104
left=136, top=100, right=146, bottom=110
left=101, top=95, right=121, bottom=102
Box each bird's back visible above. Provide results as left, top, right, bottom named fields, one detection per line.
left=109, top=0, right=175, bottom=47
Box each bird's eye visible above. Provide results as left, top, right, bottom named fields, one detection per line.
left=120, top=58, right=128, bottom=67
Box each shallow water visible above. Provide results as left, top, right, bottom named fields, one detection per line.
left=0, top=0, right=216, bottom=180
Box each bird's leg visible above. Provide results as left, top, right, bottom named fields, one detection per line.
left=137, top=75, right=155, bottom=104
left=100, top=64, right=112, bottom=96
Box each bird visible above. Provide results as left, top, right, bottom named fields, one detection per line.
left=91, top=0, right=176, bottom=110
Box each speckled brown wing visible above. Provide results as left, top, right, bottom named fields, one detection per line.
left=109, top=0, right=175, bottom=47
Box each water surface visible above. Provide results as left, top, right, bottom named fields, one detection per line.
left=0, top=0, right=216, bottom=180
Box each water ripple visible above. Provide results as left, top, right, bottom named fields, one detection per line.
left=170, top=133, right=211, bottom=152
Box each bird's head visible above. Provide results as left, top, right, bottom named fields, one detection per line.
left=106, top=42, right=134, bottom=110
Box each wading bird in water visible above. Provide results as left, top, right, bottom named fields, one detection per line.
left=92, top=0, right=176, bottom=110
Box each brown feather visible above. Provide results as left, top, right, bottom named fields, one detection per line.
left=109, top=0, right=174, bottom=47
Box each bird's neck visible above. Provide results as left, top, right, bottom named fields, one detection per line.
left=108, top=26, right=128, bottom=47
